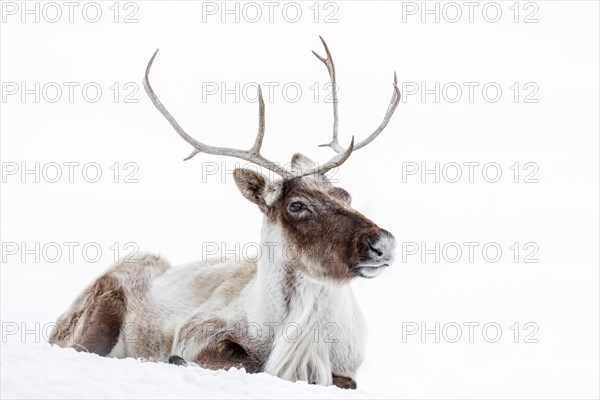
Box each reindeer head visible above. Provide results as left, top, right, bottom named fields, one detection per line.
left=143, top=37, right=400, bottom=281
left=233, top=154, right=395, bottom=281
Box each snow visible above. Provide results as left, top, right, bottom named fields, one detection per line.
left=0, top=343, right=364, bottom=399
left=2, top=1, right=600, bottom=399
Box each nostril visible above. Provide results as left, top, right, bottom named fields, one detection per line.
left=367, top=241, right=384, bottom=257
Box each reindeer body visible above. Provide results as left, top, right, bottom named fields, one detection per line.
left=50, top=180, right=372, bottom=388
left=109, top=252, right=366, bottom=385
left=49, top=37, right=400, bottom=390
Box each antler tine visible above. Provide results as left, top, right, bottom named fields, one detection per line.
left=295, top=136, right=355, bottom=178
left=302, top=36, right=356, bottom=178
left=314, top=37, right=400, bottom=154
left=312, top=36, right=340, bottom=152
left=143, top=50, right=291, bottom=178
left=250, top=85, right=265, bottom=155
left=353, top=72, right=400, bottom=151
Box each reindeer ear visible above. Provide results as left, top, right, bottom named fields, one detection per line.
left=330, top=187, right=352, bottom=205
left=233, top=168, right=267, bottom=207
left=233, top=168, right=283, bottom=210
left=291, top=153, right=316, bottom=174
left=291, top=153, right=332, bottom=187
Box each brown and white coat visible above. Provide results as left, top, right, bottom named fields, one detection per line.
left=49, top=37, right=400, bottom=390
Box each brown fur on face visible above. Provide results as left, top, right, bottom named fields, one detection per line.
left=233, top=153, right=394, bottom=282
left=272, top=177, right=383, bottom=281
left=234, top=165, right=390, bottom=282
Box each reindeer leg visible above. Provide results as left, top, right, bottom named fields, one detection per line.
left=172, top=316, right=262, bottom=373
left=332, top=374, right=357, bottom=390
left=196, top=335, right=262, bottom=373
left=49, top=254, right=171, bottom=357
left=49, top=274, right=126, bottom=356
left=168, top=355, right=187, bottom=366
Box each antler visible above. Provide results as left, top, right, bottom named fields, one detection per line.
left=143, top=49, right=354, bottom=179
left=143, top=37, right=397, bottom=179
left=143, top=49, right=293, bottom=178
left=313, top=36, right=401, bottom=154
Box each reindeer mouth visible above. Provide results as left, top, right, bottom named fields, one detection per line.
left=354, top=263, right=389, bottom=279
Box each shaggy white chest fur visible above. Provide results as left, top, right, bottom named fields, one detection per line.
left=247, top=222, right=366, bottom=385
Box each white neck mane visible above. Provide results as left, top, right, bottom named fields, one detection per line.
left=245, top=219, right=364, bottom=385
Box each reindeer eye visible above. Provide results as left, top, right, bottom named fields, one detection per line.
left=289, top=202, right=304, bottom=212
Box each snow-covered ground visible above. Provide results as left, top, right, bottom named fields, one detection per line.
left=2, top=1, right=599, bottom=399
left=1, top=343, right=364, bottom=399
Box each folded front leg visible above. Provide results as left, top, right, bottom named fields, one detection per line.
left=332, top=374, right=357, bottom=390
left=172, top=316, right=262, bottom=373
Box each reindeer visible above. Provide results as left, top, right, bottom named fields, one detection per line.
left=49, top=37, right=400, bottom=389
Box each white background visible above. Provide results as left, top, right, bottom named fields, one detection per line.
left=1, top=1, right=599, bottom=398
